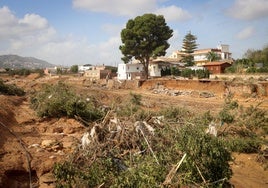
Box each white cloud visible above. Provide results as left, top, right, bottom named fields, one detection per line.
left=0, top=6, right=16, bottom=26
left=236, top=26, right=255, bottom=39
left=98, top=36, right=122, bottom=64
left=154, top=5, right=192, bottom=22
left=227, top=0, right=268, bottom=20
left=0, top=6, right=123, bottom=66
left=73, top=0, right=191, bottom=22
left=19, top=14, right=49, bottom=30
left=0, top=6, right=54, bottom=40
left=73, top=0, right=157, bottom=17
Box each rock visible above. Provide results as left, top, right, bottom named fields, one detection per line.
left=28, top=143, right=40, bottom=148
left=41, top=140, right=63, bottom=151
left=199, top=91, right=215, bottom=98
left=52, top=127, right=63, bottom=133
left=63, top=126, right=81, bottom=134
left=41, top=140, right=57, bottom=148
left=36, top=148, right=45, bottom=152
left=39, top=173, right=56, bottom=184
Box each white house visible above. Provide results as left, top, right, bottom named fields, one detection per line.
left=117, top=63, right=144, bottom=80
left=78, top=64, right=93, bottom=72
left=170, top=44, right=232, bottom=66
left=193, top=44, right=232, bottom=66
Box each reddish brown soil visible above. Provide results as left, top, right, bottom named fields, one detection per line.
left=0, top=74, right=267, bottom=187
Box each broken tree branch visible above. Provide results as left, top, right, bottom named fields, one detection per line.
left=163, top=153, right=187, bottom=185
left=137, top=127, right=159, bottom=165
left=195, top=163, right=207, bottom=184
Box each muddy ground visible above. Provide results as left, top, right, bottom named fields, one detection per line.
left=0, top=74, right=268, bottom=187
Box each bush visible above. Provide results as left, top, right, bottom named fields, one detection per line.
left=236, top=105, right=268, bottom=134
left=218, top=96, right=238, bottom=124
left=0, top=79, right=25, bottom=96
left=159, top=106, right=192, bottom=122
left=195, top=69, right=210, bottom=79
left=181, top=68, right=193, bottom=78
left=30, top=82, right=104, bottom=122
left=170, top=67, right=180, bottom=76
left=130, top=92, right=142, bottom=105
left=7, top=68, right=31, bottom=76
left=218, top=97, right=267, bottom=153
left=175, top=125, right=232, bottom=186
left=161, top=67, right=171, bottom=76
left=53, top=106, right=233, bottom=187
left=224, top=137, right=263, bottom=153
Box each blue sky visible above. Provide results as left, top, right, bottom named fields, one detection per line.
left=0, top=0, right=268, bottom=66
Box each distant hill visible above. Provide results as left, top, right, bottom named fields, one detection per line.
left=0, top=54, right=55, bottom=69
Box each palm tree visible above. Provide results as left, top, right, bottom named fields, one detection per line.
left=206, top=51, right=220, bottom=62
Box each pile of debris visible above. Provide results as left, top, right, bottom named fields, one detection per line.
left=152, top=87, right=215, bottom=98
left=80, top=111, right=164, bottom=160
left=51, top=109, right=234, bottom=187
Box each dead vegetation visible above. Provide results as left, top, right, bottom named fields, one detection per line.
left=53, top=110, right=233, bottom=187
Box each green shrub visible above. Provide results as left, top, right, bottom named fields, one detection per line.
left=7, top=68, right=31, bottom=76
left=236, top=105, right=268, bottom=134
left=218, top=96, right=238, bottom=124
left=130, top=92, right=142, bottom=105
left=0, top=79, right=25, bottom=96
left=159, top=106, right=192, bottom=122
left=181, top=68, right=193, bottom=78
left=30, top=82, right=104, bottom=122
left=170, top=67, right=180, bottom=76
left=111, top=156, right=166, bottom=188
left=218, top=98, right=267, bottom=153
left=195, top=69, right=210, bottom=79
left=224, top=137, right=263, bottom=153
left=115, top=102, right=140, bottom=117
left=175, top=125, right=232, bottom=186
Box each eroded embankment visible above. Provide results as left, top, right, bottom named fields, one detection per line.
left=140, top=79, right=268, bottom=98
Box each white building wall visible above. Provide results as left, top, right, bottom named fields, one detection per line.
left=117, top=64, right=127, bottom=80
left=117, top=63, right=144, bottom=80
left=149, top=64, right=161, bottom=77
left=194, top=54, right=207, bottom=62
left=78, top=65, right=93, bottom=71
left=217, top=44, right=231, bottom=60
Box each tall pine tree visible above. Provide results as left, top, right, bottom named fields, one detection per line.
left=120, top=14, right=173, bottom=79
left=181, top=31, right=198, bottom=66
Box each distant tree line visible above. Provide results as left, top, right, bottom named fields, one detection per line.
left=4, top=68, right=45, bottom=77
left=226, top=45, right=268, bottom=73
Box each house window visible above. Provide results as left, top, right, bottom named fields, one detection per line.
left=137, top=67, right=139, bottom=70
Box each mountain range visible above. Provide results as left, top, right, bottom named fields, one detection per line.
left=0, top=55, right=55, bottom=69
